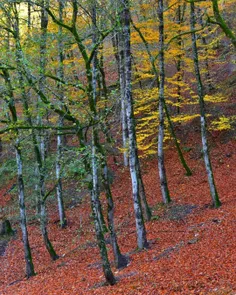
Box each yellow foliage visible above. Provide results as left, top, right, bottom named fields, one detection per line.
left=171, top=114, right=200, bottom=123
left=131, top=25, right=158, bottom=44
left=204, top=94, right=228, bottom=103
left=210, top=116, right=235, bottom=131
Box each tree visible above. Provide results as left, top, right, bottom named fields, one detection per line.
left=157, top=0, right=171, bottom=204
left=121, top=0, right=148, bottom=249
left=209, top=0, right=236, bottom=49
left=56, top=0, right=67, bottom=229
left=190, top=0, right=221, bottom=208
left=1, top=67, right=35, bottom=278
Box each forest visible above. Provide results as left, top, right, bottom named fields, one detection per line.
left=0, top=0, right=235, bottom=294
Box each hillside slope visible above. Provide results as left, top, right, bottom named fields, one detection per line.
left=0, top=132, right=235, bottom=295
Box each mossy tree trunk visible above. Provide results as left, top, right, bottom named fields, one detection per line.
left=157, top=0, right=171, bottom=204
left=56, top=0, right=67, bottom=229
left=118, top=29, right=129, bottom=167
left=12, top=4, right=59, bottom=260
left=121, top=0, right=148, bottom=249
left=88, top=3, right=116, bottom=284
left=1, top=65, right=35, bottom=278
left=210, top=0, right=236, bottom=49
left=190, top=1, right=221, bottom=208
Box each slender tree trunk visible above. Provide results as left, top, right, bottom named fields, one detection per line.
left=102, top=164, right=128, bottom=269
left=94, top=31, right=128, bottom=267
left=137, top=163, right=152, bottom=221
left=117, top=31, right=129, bottom=167
left=163, top=101, right=192, bottom=176
left=89, top=127, right=117, bottom=282
left=40, top=198, right=59, bottom=260
left=2, top=66, right=35, bottom=278
left=198, top=10, right=214, bottom=92
left=38, top=0, right=49, bottom=161
left=19, top=81, right=59, bottom=260
left=97, top=43, right=117, bottom=153
left=56, top=0, right=67, bottom=228
left=157, top=0, right=171, bottom=204
left=111, top=0, right=129, bottom=166
left=13, top=5, right=59, bottom=259
left=131, top=20, right=192, bottom=177
left=37, top=0, right=59, bottom=257
left=175, top=1, right=186, bottom=114
left=90, top=6, right=108, bottom=233
left=211, top=0, right=236, bottom=49
left=89, top=4, right=116, bottom=284
left=35, top=0, right=49, bottom=214
left=56, top=125, right=67, bottom=228
left=15, top=140, right=35, bottom=277
left=120, top=4, right=152, bottom=217
left=121, top=0, right=148, bottom=249
left=91, top=132, right=115, bottom=284
left=190, top=2, right=221, bottom=208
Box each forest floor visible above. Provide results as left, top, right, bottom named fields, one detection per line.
left=0, top=126, right=235, bottom=295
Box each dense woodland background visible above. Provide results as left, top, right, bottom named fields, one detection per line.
left=0, top=0, right=235, bottom=294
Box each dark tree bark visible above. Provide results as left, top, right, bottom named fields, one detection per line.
left=1, top=66, right=35, bottom=278
left=56, top=0, right=67, bottom=229
left=12, top=3, right=59, bottom=260
left=102, top=164, right=128, bottom=269
left=175, top=0, right=186, bottom=114
left=210, top=0, right=236, bottom=49
left=16, top=140, right=36, bottom=277
left=157, top=0, right=171, bottom=204
left=190, top=1, right=221, bottom=208
left=89, top=2, right=116, bottom=284
left=198, top=9, right=214, bottom=92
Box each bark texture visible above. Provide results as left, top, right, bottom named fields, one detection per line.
left=157, top=0, right=171, bottom=204
left=122, top=0, right=148, bottom=249
left=190, top=2, right=221, bottom=208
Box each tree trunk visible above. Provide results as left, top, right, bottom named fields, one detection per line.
left=175, top=1, right=186, bottom=114
left=211, top=0, right=236, bottom=49
left=111, top=1, right=129, bottom=167
left=15, top=139, right=36, bottom=277
left=38, top=0, right=50, bottom=161
left=102, top=162, right=128, bottom=269
left=56, top=127, right=67, bottom=228
left=13, top=5, right=59, bottom=258
left=56, top=0, right=67, bottom=228
left=131, top=20, right=192, bottom=177
left=137, top=163, right=152, bottom=221
left=91, top=132, right=116, bottom=285
left=89, top=4, right=116, bottom=284
left=40, top=199, right=59, bottom=260
left=157, top=0, right=171, bottom=204
left=190, top=2, right=221, bottom=208
left=118, top=30, right=129, bottom=167
left=122, top=0, right=148, bottom=249
left=198, top=9, right=214, bottom=92
left=1, top=59, right=35, bottom=278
